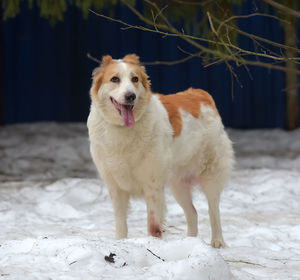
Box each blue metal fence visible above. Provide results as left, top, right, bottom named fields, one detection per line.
left=2, top=2, right=297, bottom=128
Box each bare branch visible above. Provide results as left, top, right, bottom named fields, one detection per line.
left=90, top=2, right=300, bottom=74
left=282, top=83, right=300, bottom=92
left=210, top=14, right=300, bottom=53
left=87, top=53, right=101, bottom=64
left=90, top=8, right=300, bottom=62
left=147, top=249, right=165, bottom=262
left=225, top=259, right=266, bottom=267
left=171, top=0, right=213, bottom=6
left=217, top=13, right=289, bottom=34
left=142, top=51, right=203, bottom=66
left=235, top=59, right=300, bottom=74
left=262, top=0, right=300, bottom=18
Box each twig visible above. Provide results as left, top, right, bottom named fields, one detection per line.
left=89, top=9, right=299, bottom=62
left=211, top=14, right=300, bottom=53
left=217, top=13, right=289, bottom=34
left=147, top=248, right=165, bottom=261
left=142, top=51, right=202, bottom=66
left=171, top=0, right=213, bottom=6
left=90, top=2, right=300, bottom=74
left=225, top=259, right=265, bottom=267
left=262, top=0, right=300, bottom=19
left=87, top=53, right=101, bottom=64
left=282, top=83, right=300, bottom=92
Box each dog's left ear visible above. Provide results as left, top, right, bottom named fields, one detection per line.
left=123, top=54, right=140, bottom=64
left=140, top=69, right=151, bottom=92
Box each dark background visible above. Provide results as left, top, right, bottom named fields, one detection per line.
left=1, top=2, right=298, bottom=128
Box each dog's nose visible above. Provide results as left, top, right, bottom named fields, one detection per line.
left=125, top=92, right=136, bottom=103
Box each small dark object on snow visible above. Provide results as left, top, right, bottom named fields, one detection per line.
left=147, top=248, right=165, bottom=262
left=105, top=253, right=116, bottom=263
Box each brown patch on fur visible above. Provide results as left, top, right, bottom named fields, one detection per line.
left=123, top=54, right=140, bottom=64
left=157, top=88, right=218, bottom=137
left=148, top=212, right=162, bottom=238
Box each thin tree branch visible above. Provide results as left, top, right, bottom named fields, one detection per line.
left=282, top=83, right=300, bottom=92
left=262, top=0, right=300, bottom=18
left=217, top=13, right=289, bottom=34
left=225, top=259, right=266, bottom=267
left=171, top=0, right=213, bottom=5
left=147, top=249, right=165, bottom=262
left=87, top=53, right=101, bottom=64
left=211, top=14, right=300, bottom=53
left=90, top=2, right=300, bottom=74
left=142, top=51, right=202, bottom=66
left=235, top=59, right=300, bottom=74
left=89, top=8, right=300, bottom=62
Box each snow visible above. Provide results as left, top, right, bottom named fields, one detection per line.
left=0, top=123, right=300, bottom=279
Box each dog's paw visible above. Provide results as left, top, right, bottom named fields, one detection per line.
left=211, top=238, right=226, bottom=248
left=149, top=223, right=162, bottom=238
left=151, top=228, right=162, bottom=238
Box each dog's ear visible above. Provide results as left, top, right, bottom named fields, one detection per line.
left=123, top=54, right=140, bottom=64
left=92, top=55, right=113, bottom=80
left=140, top=67, right=151, bottom=91
left=101, top=55, right=113, bottom=65
left=90, top=55, right=113, bottom=98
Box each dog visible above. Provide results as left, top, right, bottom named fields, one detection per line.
left=87, top=54, right=233, bottom=248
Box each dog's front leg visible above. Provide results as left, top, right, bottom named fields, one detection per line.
left=108, top=186, right=129, bottom=239
left=144, top=184, right=166, bottom=238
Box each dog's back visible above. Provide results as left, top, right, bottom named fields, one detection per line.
left=156, top=88, right=233, bottom=247
left=157, top=88, right=233, bottom=181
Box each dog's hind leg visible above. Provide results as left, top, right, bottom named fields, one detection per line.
left=170, top=179, right=198, bottom=237
left=200, top=176, right=225, bottom=248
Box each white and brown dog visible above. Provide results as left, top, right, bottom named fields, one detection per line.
left=87, top=54, right=233, bottom=248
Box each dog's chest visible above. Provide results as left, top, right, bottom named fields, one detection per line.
left=99, top=127, right=154, bottom=170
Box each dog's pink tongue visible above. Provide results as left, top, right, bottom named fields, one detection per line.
left=120, top=105, right=135, bottom=127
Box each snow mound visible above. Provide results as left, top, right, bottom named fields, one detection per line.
left=0, top=237, right=233, bottom=280
left=1, top=123, right=300, bottom=279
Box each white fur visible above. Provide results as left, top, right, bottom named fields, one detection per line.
left=87, top=63, right=234, bottom=247
left=167, top=106, right=233, bottom=247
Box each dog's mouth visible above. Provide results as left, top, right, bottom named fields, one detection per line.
left=110, top=97, right=135, bottom=127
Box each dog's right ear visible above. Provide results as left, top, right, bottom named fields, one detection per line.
left=101, top=55, right=113, bottom=65
left=90, top=55, right=113, bottom=98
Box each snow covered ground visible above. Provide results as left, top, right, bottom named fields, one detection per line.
left=0, top=123, right=299, bottom=280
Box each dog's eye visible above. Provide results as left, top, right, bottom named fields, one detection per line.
left=132, top=76, right=139, bottom=83
left=111, top=76, right=120, bottom=83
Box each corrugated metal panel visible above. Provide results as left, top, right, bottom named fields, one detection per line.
left=2, top=3, right=293, bottom=128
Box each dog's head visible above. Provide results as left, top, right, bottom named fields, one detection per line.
left=90, top=54, right=151, bottom=127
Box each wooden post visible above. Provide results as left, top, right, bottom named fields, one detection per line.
left=0, top=9, right=4, bottom=125
left=284, top=17, right=299, bottom=130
